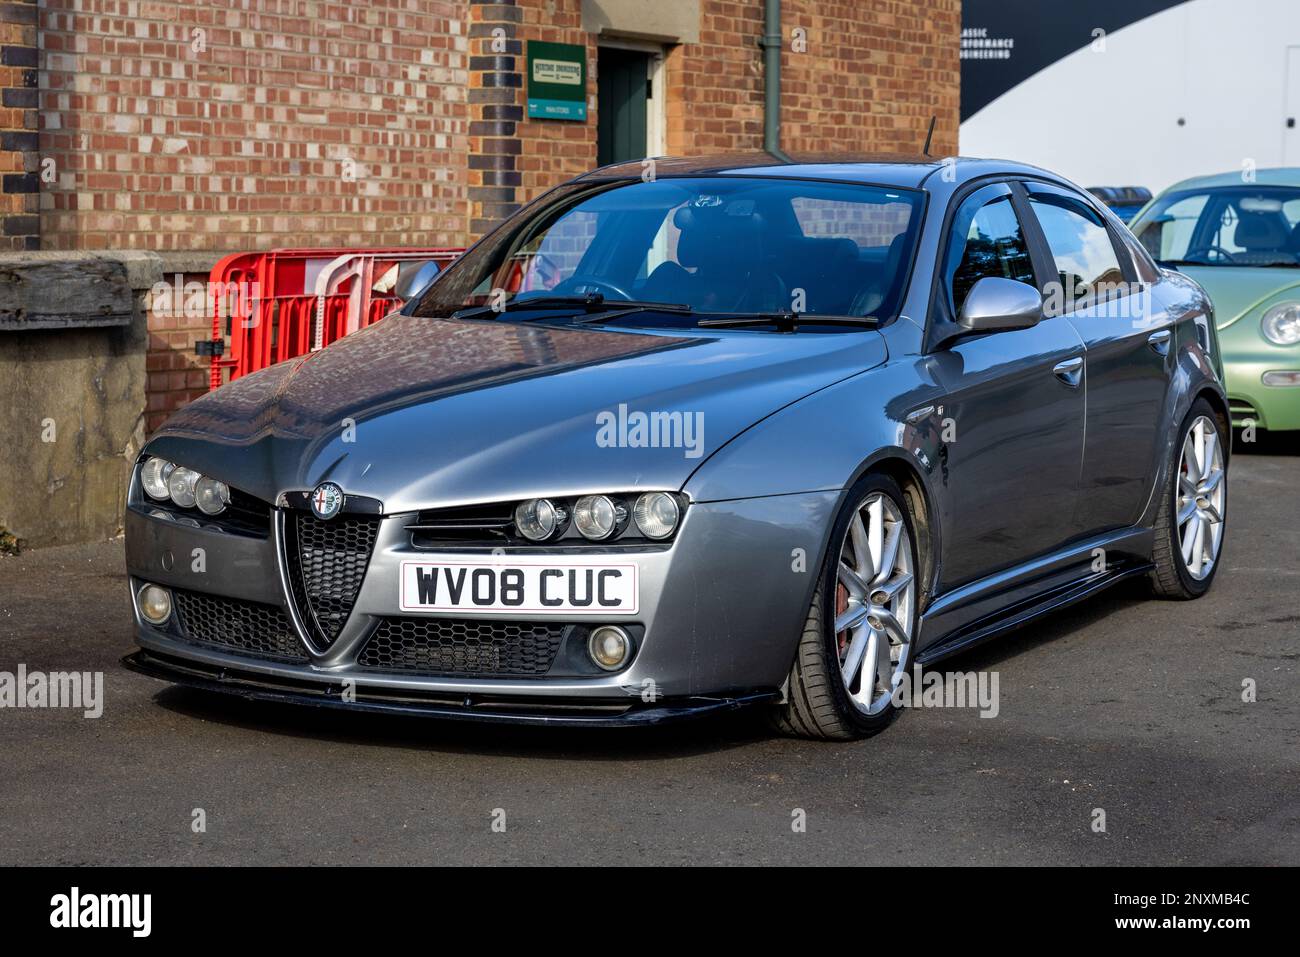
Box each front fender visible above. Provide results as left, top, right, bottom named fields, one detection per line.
left=683, top=356, right=946, bottom=504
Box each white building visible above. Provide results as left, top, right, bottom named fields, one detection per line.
left=960, top=0, right=1300, bottom=195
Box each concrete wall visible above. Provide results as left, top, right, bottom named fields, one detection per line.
left=0, top=251, right=156, bottom=550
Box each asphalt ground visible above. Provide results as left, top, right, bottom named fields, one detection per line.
left=1, top=441, right=1296, bottom=866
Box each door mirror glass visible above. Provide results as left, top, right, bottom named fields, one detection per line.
left=395, top=260, right=443, bottom=301
left=957, top=276, right=1043, bottom=333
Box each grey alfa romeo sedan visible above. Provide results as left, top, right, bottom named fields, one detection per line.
left=123, top=154, right=1229, bottom=740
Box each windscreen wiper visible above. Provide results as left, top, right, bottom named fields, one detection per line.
left=696, top=312, right=878, bottom=332
left=451, top=293, right=694, bottom=322
left=571, top=301, right=694, bottom=324
left=450, top=292, right=610, bottom=321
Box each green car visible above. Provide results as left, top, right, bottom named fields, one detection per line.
left=1130, top=169, right=1300, bottom=433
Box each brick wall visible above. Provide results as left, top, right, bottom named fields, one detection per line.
left=0, top=0, right=38, bottom=251
left=504, top=0, right=960, bottom=207
left=38, top=0, right=472, bottom=252
left=467, top=1, right=524, bottom=236
left=777, top=0, right=960, bottom=157
left=28, top=0, right=958, bottom=249
left=144, top=271, right=212, bottom=433
left=514, top=2, right=596, bottom=205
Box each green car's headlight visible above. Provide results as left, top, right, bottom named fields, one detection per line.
left=1261, top=301, right=1300, bottom=345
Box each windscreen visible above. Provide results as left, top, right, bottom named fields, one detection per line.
left=415, top=176, right=924, bottom=324
left=1131, top=186, right=1300, bottom=267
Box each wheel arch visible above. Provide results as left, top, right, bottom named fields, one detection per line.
left=1194, top=386, right=1231, bottom=459
left=844, top=450, right=940, bottom=614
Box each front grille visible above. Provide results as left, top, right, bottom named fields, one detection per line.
left=284, top=511, right=380, bottom=649
left=224, top=486, right=273, bottom=534
left=173, top=589, right=308, bottom=663
left=358, top=617, right=567, bottom=677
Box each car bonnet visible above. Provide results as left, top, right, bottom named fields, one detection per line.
left=146, top=314, right=888, bottom=510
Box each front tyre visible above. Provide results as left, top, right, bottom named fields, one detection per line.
left=1150, top=398, right=1228, bottom=599
left=771, top=473, right=919, bottom=741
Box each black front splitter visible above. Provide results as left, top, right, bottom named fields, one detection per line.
left=121, top=649, right=777, bottom=728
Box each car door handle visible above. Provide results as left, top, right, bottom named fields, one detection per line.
left=1147, top=329, right=1172, bottom=356
left=1052, top=356, right=1084, bottom=387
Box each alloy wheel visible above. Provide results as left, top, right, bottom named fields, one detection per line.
left=834, top=492, right=916, bottom=715
left=1176, top=415, right=1226, bottom=581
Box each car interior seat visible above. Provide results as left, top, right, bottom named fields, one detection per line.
left=642, top=203, right=787, bottom=313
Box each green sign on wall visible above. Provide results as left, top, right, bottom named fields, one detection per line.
left=527, top=40, right=587, bottom=121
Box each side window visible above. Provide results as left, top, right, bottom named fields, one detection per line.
left=1027, top=190, right=1126, bottom=305
left=945, top=188, right=1036, bottom=315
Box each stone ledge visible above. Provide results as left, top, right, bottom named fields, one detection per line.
left=0, top=251, right=163, bottom=331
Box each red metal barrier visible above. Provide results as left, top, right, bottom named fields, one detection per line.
left=206, top=247, right=462, bottom=388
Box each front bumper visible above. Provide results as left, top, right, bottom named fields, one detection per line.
left=1218, top=328, right=1300, bottom=431
left=123, top=649, right=777, bottom=726
left=123, top=489, right=840, bottom=717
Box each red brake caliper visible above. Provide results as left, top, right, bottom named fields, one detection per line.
left=835, top=581, right=850, bottom=659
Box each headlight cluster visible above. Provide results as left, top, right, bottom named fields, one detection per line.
left=140, top=457, right=230, bottom=515
left=513, top=492, right=681, bottom=542
left=1262, top=302, right=1300, bottom=346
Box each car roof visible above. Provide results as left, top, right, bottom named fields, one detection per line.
left=573, top=153, right=1070, bottom=190
left=1161, top=167, right=1300, bottom=192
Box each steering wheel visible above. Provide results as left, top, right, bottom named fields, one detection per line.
left=551, top=276, right=636, bottom=301
left=1187, top=244, right=1238, bottom=264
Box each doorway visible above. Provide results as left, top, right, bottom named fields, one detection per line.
left=597, top=42, right=665, bottom=166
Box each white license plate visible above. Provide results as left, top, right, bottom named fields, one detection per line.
left=399, top=558, right=638, bottom=615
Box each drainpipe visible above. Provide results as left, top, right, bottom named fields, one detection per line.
left=760, top=0, right=792, bottom=162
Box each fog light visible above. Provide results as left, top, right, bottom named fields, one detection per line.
left=137, top=583, right=172, bottom=625
left=633, top=492, right=680, bottom=539
left=167, top=467, right=201, bottom=508
left=574, top=495, right=624, bottom=540
left=1262, top=370, right=1300, bottom=386
left=515, top=498, right=563, bottom=541
left=194, top=477, right=230, bottom=515
left=140, top=457, right=174, bottom=500
left=588, top=625, right=631, bottom=671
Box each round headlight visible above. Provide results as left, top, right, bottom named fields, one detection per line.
left=1262, top=302, right=1300, bottom=345
left=140, top=457, right=174, bottom=500
left=515, top=498, right=562, bottom=541
left=588, top=625, right=631, bottom=671
left=167, top=467, right=201, bottom=508
left=574, top=495, right=623, bottom=541
left=137, top=583, right=172, bottom=625
left=633, top=492, right=680, bottom=539
left=194, top=477, right=230, bottom=515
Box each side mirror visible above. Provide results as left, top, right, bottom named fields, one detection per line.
left=395, top=260, right=443, bottom=301
left=957, top=276, right=1043, bottom=334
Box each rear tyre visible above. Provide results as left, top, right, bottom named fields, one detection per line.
left=771, top=473, right=920, bottom=741
left=1150, top=398, right=1227, bottom=599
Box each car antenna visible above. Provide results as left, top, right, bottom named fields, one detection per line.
left=922, top=115, right=936, bottom=157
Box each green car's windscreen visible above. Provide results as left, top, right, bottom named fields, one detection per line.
left=1131, top=186, right=1300, bottom=268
